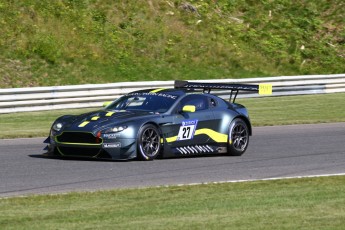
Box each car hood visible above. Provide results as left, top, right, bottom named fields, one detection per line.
left=59, top=110, right=159, bottom=132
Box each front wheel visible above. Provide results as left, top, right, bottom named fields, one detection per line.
left=228, top=118, right=249, bottom=156
left=137, top=124, right=161, bottom=160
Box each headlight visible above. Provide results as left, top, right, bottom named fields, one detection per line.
left=52, top=122, right=63, bottom=132
left=104, top=125, right=128, bottom=133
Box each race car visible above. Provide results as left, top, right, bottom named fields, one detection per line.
left=44, top=80, right=272, bottom=160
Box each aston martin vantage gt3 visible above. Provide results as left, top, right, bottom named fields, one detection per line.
left=44, top=81, right=272, bottom=160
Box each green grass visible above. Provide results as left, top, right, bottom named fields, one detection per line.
left=0, top=0, right=344, bottom=88
left=0, top=176, right=344, bottom=229
left=1, top=93, right=344, bottom=139
left=0, top=108, right=94, bottom=139
left=237, top=93, right=345, bottom=126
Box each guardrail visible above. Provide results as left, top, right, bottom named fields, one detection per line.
left=0, top=74, right=344, bottom=114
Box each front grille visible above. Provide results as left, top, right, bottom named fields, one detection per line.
left=57, top=132, right=101, bottom=144
left=58, top=146, right=109, bottom=158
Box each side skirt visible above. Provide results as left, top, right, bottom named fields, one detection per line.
left=162, top=143, right=227, bottom=158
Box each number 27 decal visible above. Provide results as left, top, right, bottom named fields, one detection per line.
left=177, top=120, right=198, bottom=141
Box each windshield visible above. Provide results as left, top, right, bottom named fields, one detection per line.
left=106, top=92, right=179, bottom=113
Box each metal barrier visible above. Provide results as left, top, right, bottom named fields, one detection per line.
left=0, top=74, right=344, bottom=114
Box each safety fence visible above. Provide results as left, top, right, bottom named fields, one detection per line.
left=0, top=74, right=344, bottom=114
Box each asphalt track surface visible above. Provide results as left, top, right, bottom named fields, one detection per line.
left=1, top=123, right=344, bottom=198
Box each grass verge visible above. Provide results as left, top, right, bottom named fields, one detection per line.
left=1, top=1, right=344, bottom=88
left=0, top=176, right=344, bottom=229
left=237, top=92, right=345, bottom=126
left=1, top=93, right=344, bottom=139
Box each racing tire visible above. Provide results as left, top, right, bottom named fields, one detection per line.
left=137, top=124, right=161, bottom=161
left=228, top=118, right=249, bottom=156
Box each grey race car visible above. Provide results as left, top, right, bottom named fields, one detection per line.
left=44, top=81, right=271, bottom=160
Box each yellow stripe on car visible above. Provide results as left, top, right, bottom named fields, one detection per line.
left=78, top=121, right=90, bottom=127
left=166, top=136, right=177, bottom=143
left=91, top=116, right=100, bottom=121
left=166, top=128, right=228, bottom=143
left=150, top=88, right=166, bottom=93
left=195, top=129, right=228, bottom=143
left=106, top=112, right=115, bottom=116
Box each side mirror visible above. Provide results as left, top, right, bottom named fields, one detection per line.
left=103, top=101, right=112, bottom=107
left=182, top=105, right=196, bottom=113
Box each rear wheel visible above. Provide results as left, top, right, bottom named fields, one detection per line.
left=228, top=118, right=249, bottom=156
left=137, top=124, right=161, bottom=160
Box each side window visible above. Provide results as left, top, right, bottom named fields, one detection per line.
left=179, top=95, right=208, bottom=111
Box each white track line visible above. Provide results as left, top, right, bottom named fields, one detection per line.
left=1, top=173, right=344, bottom=199
left=175, top=172, right=345, bottom=187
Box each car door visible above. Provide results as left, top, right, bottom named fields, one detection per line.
left=163, top=94, right=221, bottom=154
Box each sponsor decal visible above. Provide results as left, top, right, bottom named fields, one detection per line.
left=259, top=84, right=272, bottom=95
left=177, top=119, right=198, bottom=141
left=103, top=142, right=121, bottom=148
left=103, top=133, right=120, bottom=139
left=128, top=92, right=177, bottom=100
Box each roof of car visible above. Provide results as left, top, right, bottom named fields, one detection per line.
left=129, top=88, right=193, bottom=97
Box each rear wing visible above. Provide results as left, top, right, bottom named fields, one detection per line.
left=174, top=80, right=272, bottom=103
